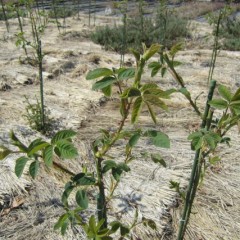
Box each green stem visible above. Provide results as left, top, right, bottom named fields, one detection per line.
left=0, top=0, right=9, bottom=32
left=207, top=10, right=222, bottom=85
left=96, top=157, right=107, bottom=229
left=177, top=80, right=216, bottom=240
left=37, top=40, right=45, bottom=132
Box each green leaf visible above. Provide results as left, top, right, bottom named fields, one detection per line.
left=102, top=85, right=112, bottom=97
left=169, top=43, right=182, bottom=58
left=86, top=68, right=113, bottom=80
left=112, top=167, right=123, bottom=181
left=231, top=88, right=240, bottom=101
left=121, top=87, right=141, bottom=99
left=146, top=102, right=157, bottom=124
left=109, top=221, right=121, bottom=233
left=148, top=62, right=161, bottom=69
left=145, top=130, right=170, bottom=148
left=29, top=160, right=40, bottom=179
left=0, top=146, right=13, bottom=160
left=140, top=83, right=158, bottom=91
left=179, top=88, right=190, bottom=98
left=62, top=185, right=74, bottom=206
left=131, top=96, right=143, bottom=124
left=151, top=153, right=166, bottom=167
left=118, top=68, right=135, bottom=80
left=143, top=94, right=168, bottom=110
left=15, top=156, right=29, bottom=178
left=151, top=65, right=161, bottom=77
left=191, top=136, right=203, bottom=150
left=188, top=131, right=203, bottom=140
left=143, top=44, right=161, bottom=61
left=89, top=215, right=97, bottom=235
left=55, top=140, right=78, bottom=159
left=128, top=133, right=141, bottom=147
left=209, top=156, right=221, bottom=165
left=43, top=145, right=54, bottom=167
left=218, top=85, right=232, bottom=102
left=10, top=131, right=28, bottom=152
left=230, top=100, right=240, bottom=115
left=51, top=130, right=77, bottom=145
left=120, top=225, right=130, bottom=236
left=103, top=160, right=117, bottom=173
left=130, top=48, right=140, bottom=62
left=73, top=173, right=96, bottom=186
left=76, top=190, right=89, bottom=209
left=161, top=67, right=167, bottom=77
left=118, top=163, right=130, bottom=172
left=209, top=99, right=228, bottom=110
left=27, top=139, right=49, bottom=156
left=54, top=213, right=69, bottom=230
left=61, top=220, right=69, bottom=235
left=92, top=76, right=117, bottom=90
left=204, top=134, right=216, bottom=150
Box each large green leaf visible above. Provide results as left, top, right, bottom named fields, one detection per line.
left=112, top=167, right=123, bottom=181
left=143, top=44, right=161, bottom=61
left=231, top=88, right=240, bottom=101
left=118, top=163, right=130, bottom=172
left=118, top=68, right=135, bottom=80
left=209, top=99, right=228, bottom=110
left=179, top=88, right=191, bottom=98
left=230, top=100, right=240, bottom=115
left=43, top=145, right=54, bottom=167
left=73, top=173, right=96, bottom=186
left=143, top=94, right=168, bottom=110
left=55, top=140, right=78, bottom=159
left=102, top=160, right=117, bottom=173
left=218, top=85, right=232, bottom=102
left=145, top=130, right=170, bottom=148
left=62, top=185, right=74, bottom=206
left=121, top=87, right=141, bottom=99
left=15, top=156, right=29, bottom=177
left=128, top=133, right=141, bottom=147
left=92, top=76, right=117, bottom=90
left=27, top=139, right=49, bottom=156
left=120, top=225, right=130, bottom=236
left=131, top=96, right=143, bottom=124
left=76, top=190, right=89, bottom=209
left=86, top=68, right=113, bottom=80
left=29, top=160, right=40, bottom=179
left=102, top=85, right=112, bottom=97
left=51, top=130, right=77, bottom=145
left=0, top=146, right=12, bottom=160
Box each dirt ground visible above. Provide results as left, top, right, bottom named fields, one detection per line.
left=0, top=13, right=240, bottom=240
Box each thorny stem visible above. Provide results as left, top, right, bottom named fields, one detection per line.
left=207, top=11, right=222, bottom=85
left=177, top=80, right=216, bottom=240
left=95, top=100, right=132, bottom=228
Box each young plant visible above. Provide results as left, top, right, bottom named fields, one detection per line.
left=0, top=44, right=174, bottom=239
left=15, top=0, right=52, bottom=133
left=206, top=6, right=232, bottom=85
left=177, top=82, right=240, bottom=240
left=0, top=0, right=9, bottom=32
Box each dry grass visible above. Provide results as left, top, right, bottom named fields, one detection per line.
left=175, top=2, right=225, bottom=20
